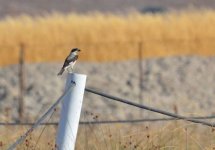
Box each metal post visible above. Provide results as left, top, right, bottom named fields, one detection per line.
left=56, top=73, right=87, bottom=150
left=138, top=42, right=143, bottom=117
left=18, top=44, right=25, bottom=122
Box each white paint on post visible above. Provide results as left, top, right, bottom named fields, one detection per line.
left=56, top=73, right=87, bottom=150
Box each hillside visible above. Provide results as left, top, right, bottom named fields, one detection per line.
left=0, top=0, right=215, bottom=18
left=0, top=56, right=215, bottom=122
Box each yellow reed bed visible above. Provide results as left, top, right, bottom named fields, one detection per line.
left=0, top=10, right=215, bottom=66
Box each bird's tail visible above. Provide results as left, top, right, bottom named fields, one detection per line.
left=57, top=68, right=64, bottom=76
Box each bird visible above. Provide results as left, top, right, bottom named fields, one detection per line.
left=57, top=48, right=81, bottom=75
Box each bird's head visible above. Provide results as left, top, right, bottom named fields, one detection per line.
left=71, top=48, right=81, bottom=53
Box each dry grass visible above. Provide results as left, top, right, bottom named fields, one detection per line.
left=1, top=121, right=215, bottom=150
left=0, top=10, right=215, bottom=66
left=1, top=113, right=215, bottom=149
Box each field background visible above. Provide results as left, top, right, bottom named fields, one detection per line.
left=1, top=0, right=215, bottom=149
left=0, top=10, right=215, bottom=66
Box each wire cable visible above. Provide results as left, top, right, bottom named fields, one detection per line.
left=85, top=88, right=215, bottom=127
left=6, top=86, right=215, bottom=149
left=2, top=115, right=215, bottom=126
left=7, top=83, right=75, bottom=150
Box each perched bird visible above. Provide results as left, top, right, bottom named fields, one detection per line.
left=57, top=48, right=81, bottom=75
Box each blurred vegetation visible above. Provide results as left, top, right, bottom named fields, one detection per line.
left=0, top=10, right=215, bottom=66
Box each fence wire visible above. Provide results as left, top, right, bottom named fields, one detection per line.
left=7, top=83, right=75, bottom=150
left=7, top=86, right=215, bottom=149
left=1, top=115, right=215, bottom=126
left=85, top=88, right=215, bottom=127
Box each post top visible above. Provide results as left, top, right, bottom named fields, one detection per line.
left=67, top=73, right=87, bottom=77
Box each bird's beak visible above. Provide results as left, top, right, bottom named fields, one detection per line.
left=78, top=49, right=81, bottom=52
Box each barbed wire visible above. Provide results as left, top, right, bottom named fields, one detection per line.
left=7, top=86, right=215, bottom=149
left=85, top=88, right=215, bottom=127
left=1, top=115, right=215, bottom=126
left=7, top=83, right=75, bottom=150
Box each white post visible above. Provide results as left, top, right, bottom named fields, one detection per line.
left=56, top=73, right=87, bottom=150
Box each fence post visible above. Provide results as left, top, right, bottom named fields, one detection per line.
left=18, top=43, right=25, bottom=122
left=56, top=73, right=87, bottom=150
left=138, top=41, right=143, bottom=117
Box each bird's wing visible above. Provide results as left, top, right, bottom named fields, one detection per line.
left=62, top=55, right=78, bottom=68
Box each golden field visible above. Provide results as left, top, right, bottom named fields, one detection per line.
left=0, top=10, right=215, bottom=65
